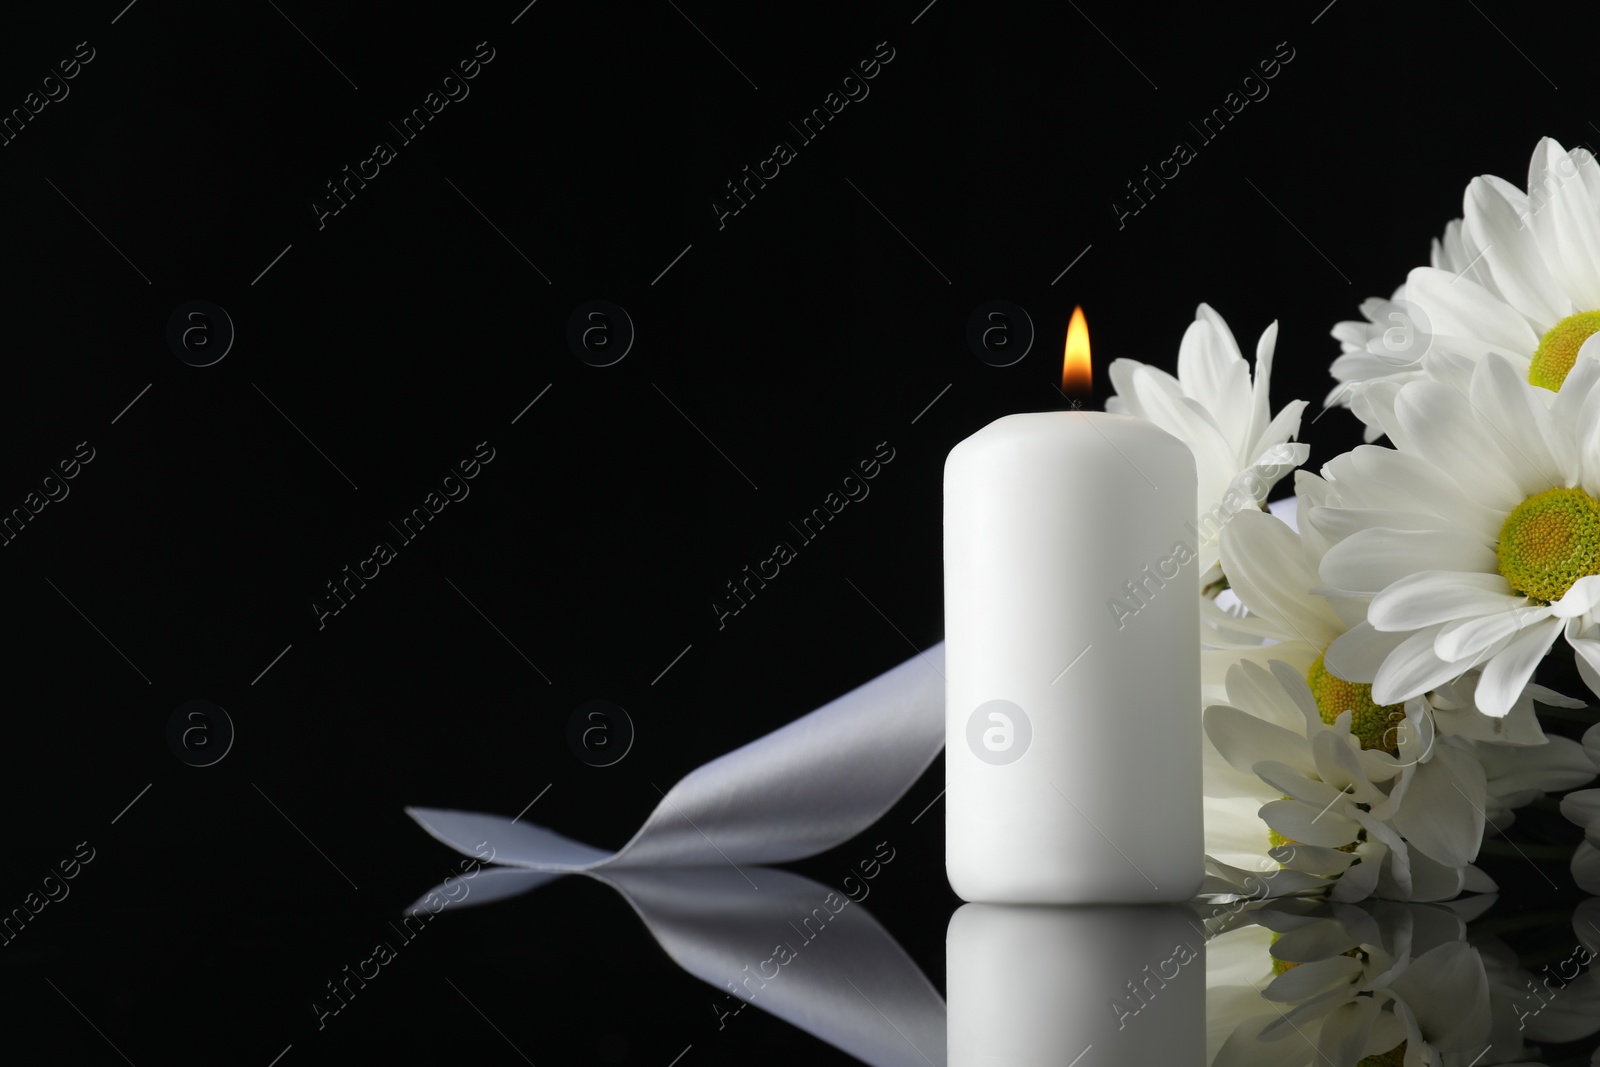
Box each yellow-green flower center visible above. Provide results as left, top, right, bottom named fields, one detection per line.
left=1529, top=310, right=1600, bottom=390
left=1497, top=486, right=1600, bottom=603
left=1306, top=654, right=1404, bottom=754
left=1357, top=1044, right=1406, bottom=1067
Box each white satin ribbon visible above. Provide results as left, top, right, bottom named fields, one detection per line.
left=407, top=642, right=945, bottom=871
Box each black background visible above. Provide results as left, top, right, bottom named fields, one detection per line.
left=1, top=1, right=1595, bottom=1063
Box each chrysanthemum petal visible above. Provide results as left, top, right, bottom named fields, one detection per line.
left=1404, top=265, right=1540, bottom=358
left=1367, top=570, right=1520, bottom=630
left=1220, top=510, right=1342, bottom=649
left=1178, top=313, right=1252, bottom=459
left=1260, top=797, right=1363, bottom=847
left=1553, top=575, right=1600, bottom=618
left=1322, top=620, right=1411, bottom=684
left=1371, top=624, right=1476, bottom=704
left=1464, top=173, right=1572, bottom=326
left=1390, top=745, right=1486, bottom=868
left=1204, top=703, right=1316, bottom=779
left=1272, top=843, right=1358, bottom=877
left=1526, top=138, right=1600, bottom=310
left=1322, top=445, right=1503, bottom=543
left=1392, top=380, right=1526, bottom=508
left=1474, top=615, right=1563, bottom=716
left=1127, top=363, right=1241, bottom=507
left=1469, top=350, right=1575, bottom=489
left=1402, top=847, right=1469, bottom=903
left=1321, top=528, right=1498, bottom=595
left=1252, top=759, right=1343, bottom=808
left=1434, top=606, right=1549, bottom=663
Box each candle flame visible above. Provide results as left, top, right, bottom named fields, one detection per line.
left=1062, top=306, right=1091, bottom=396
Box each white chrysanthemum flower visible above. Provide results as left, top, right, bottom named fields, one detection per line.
left=1204, top=658, right=1491, bottom=903
left=1105, top=302, right=1308, bottom=583
left=1324, top=137, right=1600, bottom=440
left=1326, top=219, right=1477, bottom=443
left=1205, top=488, right=1592, bottom=840
left=1210, top=898, right=1494, bottom=1067
left=1315, top=351, right=1600, bottom=717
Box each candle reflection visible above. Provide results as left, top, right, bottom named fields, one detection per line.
left=947, top=903, right=1204, bottom=1066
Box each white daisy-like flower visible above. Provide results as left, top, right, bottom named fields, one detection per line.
left=1323, top=137, right=1600, bottom=440
left=1205, top=486, right=1593, bottom=837
left=1325, top=219, right=1477, bottom=443
left=1106, top=302, right=1309, bottom=583
left=1210, top=898, right=1494, bottom=1067
left=1316, top=350, right=1600, bottom=717
left=1203, top=657, right=1490, bottom=903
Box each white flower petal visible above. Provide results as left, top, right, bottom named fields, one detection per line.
left=1308, top=506, right=1468, bottom=545
left=1309, top=730, right=1386, bottom=807
left=1105, top=357, right=1154, bottom=420
left=1368, top=570, right=1521, bottom=631
left=1220, top=510, right=1343, bottom=649
left=1329, top=842, right=1383, bottom=901
left=1392, top=380, right=1526, bottom=508
left=1177, top=313, right=1252, bottom=459
left=1569, top=618, right=1600, bottom=703
left=1204, top=704, right=1317, bottom=779
left=1434, top=606, right=1551, bottom=663
left=1404, top=265, right=1539, bottom=359
left=1469, top=350, right=1576, bottom=489
left=1266, top=660, right=1327, bottom=735
left=1475, top=614, right=1564, bottom=716
left=1372, top=626, right=1480, bottom=704
left=1402, top=848, right=1467, bottom=903
left=1323, top=621, right=1412, bottom=684
left=1274, top=843, right=1358, bottom=876
left=1464, top=172, right=1572, bottom=326
left=1391, top=745, right=1487, bottom=868
left=1322, top=445, right=1504, bottom=543
left=1321, top=528, right=1499, bottom=596
left=1554, top=575, right=1600, bottom=618
left=1435, top=675, right=1551, bottom=744
left=1128, top=363, right=1241, bottom=507
left=1260, top=797, right=1363, bottom=847
left=1245, top=319, right=1281, bottom=456
left=1526, top=137, right=1600, bottom=311
left=1477, top=734, right=1594, bottom=795
left=1252, top=759, right=1344, bottom=808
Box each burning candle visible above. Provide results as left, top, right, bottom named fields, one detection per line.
left=944, top=309, right=1201, bottom=903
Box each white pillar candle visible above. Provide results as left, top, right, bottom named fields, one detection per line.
left=946, top=903, right=1205, bottom=1066
left=944, top=410, right=1200, bottom=903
